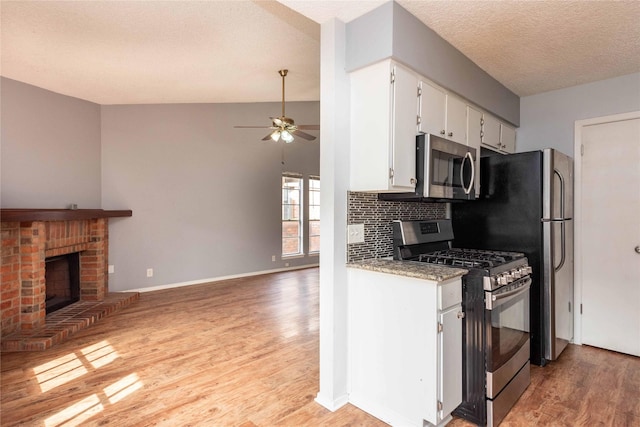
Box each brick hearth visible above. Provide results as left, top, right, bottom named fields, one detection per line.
left=1, top=209, right=135, bottom=351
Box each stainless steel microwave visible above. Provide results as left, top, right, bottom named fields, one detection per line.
left=380, top=133, right=476, bottom=202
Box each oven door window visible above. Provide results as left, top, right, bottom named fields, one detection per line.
left=485, top=287, right=530, bottom=372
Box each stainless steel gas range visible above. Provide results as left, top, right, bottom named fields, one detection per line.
left=393, top=219, right=532, bottom=427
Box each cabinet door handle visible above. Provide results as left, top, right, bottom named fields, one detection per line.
left=457, top=311, right=465, bottom=319
left=410, top=178, right=417, bottom=185
left=440, top=130, right=446, bottom=135
left=448, top=132, right=453, bottom=137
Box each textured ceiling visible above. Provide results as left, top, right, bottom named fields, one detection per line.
left=1, top=1, right=639, bottom=105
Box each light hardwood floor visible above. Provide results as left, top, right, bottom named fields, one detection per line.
left=2, top=267, right=638, bottom=426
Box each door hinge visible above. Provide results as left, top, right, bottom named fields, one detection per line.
left=389, top=168, right=395, bottom=179
left=581, top=144, right=584, bottom=156
left=437, top=400, right=443, bottom=411
left=569, top=301, right=571, bottom=312
left=580, top=303, right=583, bottom=314
left=417, top=86, right=422, bottom=97
left=437, top=322, right=443, bottom=333
left=390, top=69, right=395, bottom=84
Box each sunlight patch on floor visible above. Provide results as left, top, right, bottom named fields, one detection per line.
left=44, top=394, right=104, bottom=427
left=33, top=340, right=143, bottom=425
left=81, top=340, right=120, bottom=369
left=34, top=353, right=88, bottom=393
left=104, top=373, right=143, bottom=404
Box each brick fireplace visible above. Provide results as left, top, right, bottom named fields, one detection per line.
left=1, top=209, right=134, bottom=350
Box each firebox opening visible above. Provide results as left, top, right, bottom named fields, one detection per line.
left=45, top=253, right=80, bottom=314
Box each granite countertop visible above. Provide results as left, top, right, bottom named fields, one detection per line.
left=348, top=258, right=468, bottom=282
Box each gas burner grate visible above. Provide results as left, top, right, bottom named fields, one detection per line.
left=417, top=248, right=524, bottom=269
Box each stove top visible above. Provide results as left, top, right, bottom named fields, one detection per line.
left=417, top=248, right=525, bottom=269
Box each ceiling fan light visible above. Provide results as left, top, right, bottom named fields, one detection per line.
left=281, top=130, right=294, bottom=143
left=270, top=130, right=281, bottom=141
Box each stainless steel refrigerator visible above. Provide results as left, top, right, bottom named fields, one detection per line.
left=451, top=149, right=573, bottom=366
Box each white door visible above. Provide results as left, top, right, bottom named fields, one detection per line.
left=580, top=114, right=640, bottom=356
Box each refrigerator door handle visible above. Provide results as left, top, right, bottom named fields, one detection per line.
left=461, top=151, right=475, bottom=195
left=556, top=221, right=566, bottom=272
left=555, top=169, right=565, bottom=219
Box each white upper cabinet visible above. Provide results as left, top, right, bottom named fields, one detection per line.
left=445, top=95, right=467, bottom=144
left=481, top=114, right=502, bottom=151
left=350, top=60, right=418, bottom=192
left=418, top=82, right=466, bottom=145
left=418, top=81, right=446, bottom=137
left=350, top=61, right=517, bottom=193
left=482, top=114, right=516, bottom=154
left=500, top=123, right=517, bottom=153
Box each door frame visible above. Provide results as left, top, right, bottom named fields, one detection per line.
left=573, top=110, right=640, bottom=345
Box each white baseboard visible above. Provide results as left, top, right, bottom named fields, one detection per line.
left=124, top=264, right=319, bottom=293
left=314, top=392, right=349, bottom=412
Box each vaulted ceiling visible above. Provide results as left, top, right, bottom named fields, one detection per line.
left=2, top=1, right=638, bottom=105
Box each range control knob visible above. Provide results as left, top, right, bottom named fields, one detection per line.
left=526, top=266, right=533, bottom=275
left=512, top=268, right=522, bottom=279
left=504, top=272, right=514, bottom=283
left=497, top=275, right=508, bottom=285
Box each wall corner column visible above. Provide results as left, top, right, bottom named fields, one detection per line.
left=315, top=17, right=351, bottom=411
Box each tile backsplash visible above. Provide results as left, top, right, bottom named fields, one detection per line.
left=347, top=192, right=447, bottom=262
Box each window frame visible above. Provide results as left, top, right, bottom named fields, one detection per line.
left=281, top=173, right=304, bottom=257
left=308, top=176, right=320, bottom=255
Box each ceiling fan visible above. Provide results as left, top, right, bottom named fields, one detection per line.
left=235, top=69, right=319, bottom=143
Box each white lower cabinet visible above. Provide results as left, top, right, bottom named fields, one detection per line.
left=348, top=268, right=463, bottom=427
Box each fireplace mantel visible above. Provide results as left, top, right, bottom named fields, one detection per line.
left=1, top=209, right=132, bottom=222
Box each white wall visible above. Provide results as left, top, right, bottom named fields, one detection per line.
left=101, top=102, right=320, bottom=291
left=1, top=77, right=102, bottom=208
left=518, top=72, right=640, bottom=156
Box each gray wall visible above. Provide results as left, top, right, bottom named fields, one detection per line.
left=1, top=77, right=320, bottom=291
left=346, top=2, right=520, bottom=126
left=518, top=72, right=640, bottom=156
left=101, top=102, right=320, bottom=291
left=1, top=77, right=102, bottom=208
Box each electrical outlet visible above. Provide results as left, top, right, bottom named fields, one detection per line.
left=285, top=262, right=290, bottom=267
left=272, top=255, right=276, bottom=262
left=347, top=223, right=365, bottom=244
left=108, top=264, right=115, bottom=274
left=146, top=268, right=153, bottom=278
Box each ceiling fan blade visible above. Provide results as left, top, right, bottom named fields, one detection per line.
left=296, top=125, right=320, bottom=130
left=272, top=117, right=284, bottom=127
left=292, top=130, right=316, bottom=141
left=262, top=132, right=276, bottom=141
left=235, top=125, right=273, bottom=129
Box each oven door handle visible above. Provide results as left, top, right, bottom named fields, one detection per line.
left=486, top=278, right=532, bottom=310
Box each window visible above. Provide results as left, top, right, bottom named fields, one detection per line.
left=282, top=174, right=303, bottom=256
left=309, top=176, right=320, bottom=253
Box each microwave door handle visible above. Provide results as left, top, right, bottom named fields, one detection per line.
left=461, top=152, right=475, bottom=195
